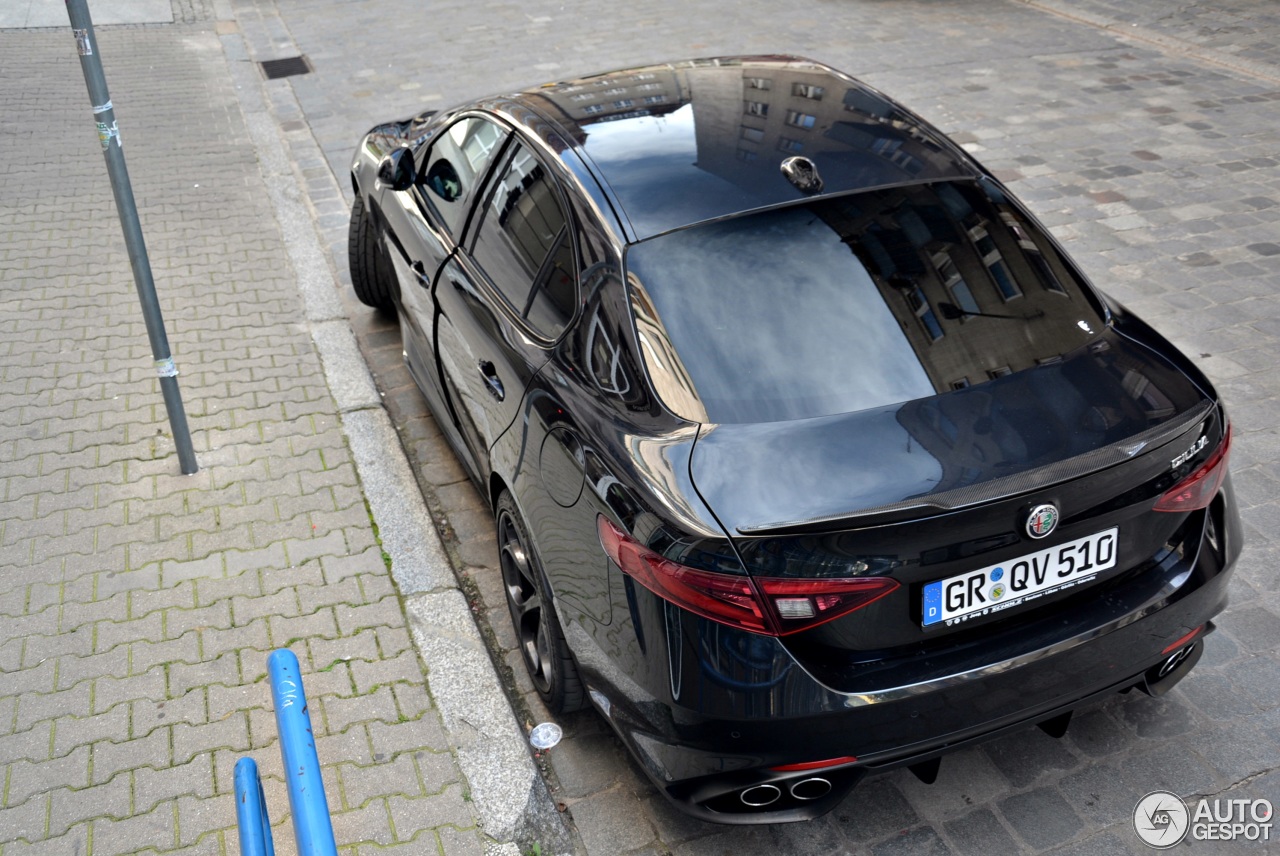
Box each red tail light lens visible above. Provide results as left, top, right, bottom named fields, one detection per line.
left=1162, top=624, right=1205, bottom=655
left=770, top=756, right=859, bottom=772
left=1153, top=424, right=1231, bottom=513
left=597, top=516, right=898, bottom=636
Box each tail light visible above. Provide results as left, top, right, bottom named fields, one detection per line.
left=597, top=516, right=898, bottom=636
left=1162, top=624, right=1204, bottom=655
left=1153, top=424, right=1231, bottom=513
left=771, top=756, right=858, bottom=772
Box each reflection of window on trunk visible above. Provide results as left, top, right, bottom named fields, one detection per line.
left=950, top=377, right=971, bottom=390
left=988, top=366, right=1013, bottom=379
left=740, top=126, right=764, bottom=143
left=871, top=137, right=900, bottom=156
left=906, top=284, right=944, bottom=341
left=932, top=250, right=980, bottom=316
left=745, top=77, right=772, bottom=91
left=744, top=100, right=768, bottom=117
left=968, top=223, right=1020, bottom=301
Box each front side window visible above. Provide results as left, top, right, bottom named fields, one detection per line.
left=419, top=116, right=508, bottom=235
left=470, top=142, right=577, bottom=339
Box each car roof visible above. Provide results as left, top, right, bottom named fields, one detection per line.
left=506, top=56, right=982, bottom=243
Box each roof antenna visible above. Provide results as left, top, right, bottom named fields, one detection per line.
left=781, top=156, right=823, bottom=193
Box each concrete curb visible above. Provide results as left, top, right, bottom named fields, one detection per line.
left=217, top=12, right=575, bottom=854
left=407, top=589, right=576, bottom=855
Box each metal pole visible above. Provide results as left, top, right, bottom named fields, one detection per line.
left=65, top=0, right=198, bottom=474
left=233, top=758, right=277, bottom=856
left=267, top=649, right=339, bottom=856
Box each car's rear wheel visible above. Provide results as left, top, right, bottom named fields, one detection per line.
left=348, top=192, right=397, bottom=313
left=496, top=491, right=584, bottom=713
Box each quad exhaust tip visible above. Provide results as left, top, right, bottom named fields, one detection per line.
left=739, top=784, right=782, bottom=807
left=789, top=777, right=832, bottom=801
left=1141, top=639, right=1204, bottom=697
left=737, top=777, right=834, bottom=808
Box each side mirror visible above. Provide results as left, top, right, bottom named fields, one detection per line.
left=377, top=147, right=415, bottom=192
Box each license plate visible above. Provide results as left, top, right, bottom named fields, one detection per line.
left=922, top=528, right=1119, bottom=627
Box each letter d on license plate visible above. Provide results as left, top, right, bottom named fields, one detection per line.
left=922, top=528, right=1119, bottom=627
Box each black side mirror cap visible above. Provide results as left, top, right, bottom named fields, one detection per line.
left=377, top=147, right=415, bottom=192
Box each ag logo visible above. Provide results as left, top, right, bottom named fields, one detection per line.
left=1133, top=791, right=1189, bottom=848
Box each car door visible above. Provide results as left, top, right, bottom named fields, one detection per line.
left=378, top=114, right=509, bottom=450
left=434, top=138, right=579, bottom=483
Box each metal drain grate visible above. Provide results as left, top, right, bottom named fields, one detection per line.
left=260, top=55, right=311, bottom=80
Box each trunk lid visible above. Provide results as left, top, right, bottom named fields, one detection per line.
left=688, top=328, right=1220, bottom=683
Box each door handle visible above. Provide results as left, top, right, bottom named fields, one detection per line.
left=478, top=360, right=505, bottom=401
left=411, top=260, right=427, bottom=279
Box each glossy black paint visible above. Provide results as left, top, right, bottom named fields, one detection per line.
left=349, top=56, right=1242, bottom=823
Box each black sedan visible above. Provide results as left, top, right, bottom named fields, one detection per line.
left=347, top=56, right=1241, bottom=823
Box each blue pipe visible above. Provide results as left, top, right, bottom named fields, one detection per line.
left=233, top=757, right=275, bottom=856
left=268, top=649, right=339, bottom=856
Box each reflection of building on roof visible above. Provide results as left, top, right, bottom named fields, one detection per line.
left=522, top=68, right=687, bottom=144
left=511, top=57, right=975, bottom=239
left=691, top=61, right=961, bottom=193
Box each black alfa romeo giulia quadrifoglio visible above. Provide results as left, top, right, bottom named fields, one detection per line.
left=347, top=56, right=1241, bottom=823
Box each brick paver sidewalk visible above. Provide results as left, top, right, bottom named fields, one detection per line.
left=0, top=14, right=489, bottom=856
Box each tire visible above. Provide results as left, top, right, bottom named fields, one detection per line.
left=496, top=491, right=585, bottom=713
left=348, top=192, right=398, bottom=313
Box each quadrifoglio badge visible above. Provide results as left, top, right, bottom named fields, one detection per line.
left=1134, top=791, right=1273, bottom=848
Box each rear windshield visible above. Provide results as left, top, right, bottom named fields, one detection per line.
left=624, top=180, right=1107, bottom=424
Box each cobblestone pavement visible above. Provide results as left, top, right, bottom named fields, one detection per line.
left=0, top=5, right=514, bottom=855
left=229, top=0, right=1280, bottom=853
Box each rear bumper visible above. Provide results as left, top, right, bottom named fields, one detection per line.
left=586, top=488, right=1239, bottom=823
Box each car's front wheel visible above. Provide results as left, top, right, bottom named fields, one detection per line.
left=347, top=192, right=398, bottom=313
left=496, top=491, right=584, bottom=714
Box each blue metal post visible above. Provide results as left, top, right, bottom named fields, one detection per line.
left=267, top=649, right=339, bottom=856
left=233, top=758, right=276, bottom=856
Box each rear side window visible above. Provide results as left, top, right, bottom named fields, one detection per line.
left=625, top=180, right=1106, bottom=424
left=470, top=142, right=577, bottom=339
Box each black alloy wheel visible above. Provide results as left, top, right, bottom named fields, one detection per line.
left=496, top=492, right=583, bottom=713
